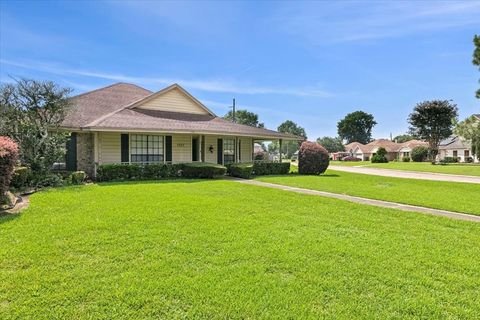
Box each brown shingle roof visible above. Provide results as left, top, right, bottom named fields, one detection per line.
left=346, top=139, right=428, bottom=153
left=61, top=82, right=299, bottom=140
left=62, top=83, right=152, bottom=128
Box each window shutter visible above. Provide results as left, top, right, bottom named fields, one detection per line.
left=217, top=138, right=223, bottom=165
left=165, top=136, right=172, bottom=162
left=121, top=134, right=129, bottom=163
left=65, top=132, right=77, bottom=171
left=238, top=139, right=241, bottom=162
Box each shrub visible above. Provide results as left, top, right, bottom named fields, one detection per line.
left=10, top=166, right=32, bottom=191
left=465, top=156, right=474, bottom=163
left=182, top=163, right=226, bottom=179
left=442, top=156, right=459, bottom=163
left=411, top=146, right=429, bottom=162
left=252, top=162, right=290, bottom=175
left=402, top=156, right=411, bottom=162
left=341, top=156, right=361, bottom=161
left=371, top=147, right=388, bottom=163
left=298, top=141, right=329, bottom=175
left=0, top=136, right=19, bottom=203
left=97, top=163, right=226, bottom=181
left=227, top=163, right=254, bottom=179
left=69, top=171, right=86, bottom=185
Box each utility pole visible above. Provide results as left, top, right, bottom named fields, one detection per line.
left=230, top=98, right=236, bottom=123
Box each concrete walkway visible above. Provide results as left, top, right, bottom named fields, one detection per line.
left=229, top=178, right=480, bottom=223
left=329, top=165, right=480, bottom=184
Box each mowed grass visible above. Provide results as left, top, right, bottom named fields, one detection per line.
left=330, top=160, right=480, bottom=176
left=257, top=169, right=480, bottom=216
left=1, top=181, right=480, bottom=319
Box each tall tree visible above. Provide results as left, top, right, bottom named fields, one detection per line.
left=223, top=109, right=264, bottom=128
left=393, top=134, right=415, bottom=143
left=408, top=100, right=458, bottom=162
left=316, top=136, right=345, bottom=153
left=269, top=120, right=306, bottom=158
left=337, top=111, right=376, bottom=144
left=473, top=34, right=480, bottom=99
left=0, top=79, right=72, bottom=178
left=454, top=115, right=480, bottom=160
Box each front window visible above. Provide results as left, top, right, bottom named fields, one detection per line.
left=130, top=134, right=164, bottom=163
left=223, top=139, right=235, bottom=164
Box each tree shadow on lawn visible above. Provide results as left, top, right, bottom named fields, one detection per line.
left=259, top=173, right=340, bottom=178
left=0, top=211, right=21, bottom=225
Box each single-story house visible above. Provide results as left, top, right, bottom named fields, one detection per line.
left=60, top=82, right=299, bottom=177
left=438, top=114, right=480, bottom=163
left=345, top=139, right=429, bottom=161
left=438, top=136, right=479, bottom=163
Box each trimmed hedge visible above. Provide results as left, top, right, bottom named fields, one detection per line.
left=252, top=162, right=290, bottom=176
left=227, top=163, right=254, bottom=179
left=97, top=162, right=226, bottom=181
left=411, top=146, right=429, bottom=162
left=69, top=171, right=87, bottom=185
left=402, top=156, right=411, bottom=162
left=341, top=156, right=361, bottom=161
left=182, top=162, right=227, bottom=179
left=298, top=141, right=329, bottom=175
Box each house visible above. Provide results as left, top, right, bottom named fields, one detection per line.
left=438, top=114, right=480, bottom=163
left=344, top=139, right=429, bottom=161
left=60, top=83, right=299, bottom=177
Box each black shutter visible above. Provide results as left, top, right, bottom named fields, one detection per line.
left=65, top=132, right=77, bottom=171
left=217, top=138, right=223, bottom=165
left=165, top=136, right=172, bottom=162
left=238, top=139, right=241, bottom=162
left=121, top=134, right=129, bottom=163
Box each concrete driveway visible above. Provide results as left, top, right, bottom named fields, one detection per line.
left=329, top=165, right=480, bottom=184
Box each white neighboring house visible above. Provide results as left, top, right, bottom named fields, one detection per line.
left=438, top=114, right=480, bottom=163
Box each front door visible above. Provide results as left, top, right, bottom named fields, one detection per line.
left=192, top=137, right=199, bottom=161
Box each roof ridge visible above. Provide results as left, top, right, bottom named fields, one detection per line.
left=70, top=82, right=151, bottom=100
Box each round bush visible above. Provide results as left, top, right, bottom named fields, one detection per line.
left=0, top=136, right=19, bottom=203
left=371, top=147, right=388, bottom=163
left=298, top=141, right=329, bottom=175
left=411, top=146, right=429, bottom=162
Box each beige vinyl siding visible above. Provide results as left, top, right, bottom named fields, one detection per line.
left=135, top=88, right=209, bottom=115
left=239, top=137, right=252, bottom=162
left=172, top=134, right=192, bottom=163
left=98, top=132, right=121, bottom=164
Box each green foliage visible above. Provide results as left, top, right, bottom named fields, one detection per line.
left=0, top=136, right=19, bottom=202
left=337, top=111, right=377, bottom=144
left=97, top=163, right=226, bottom=181
left=411, top=146, right=429, bottom=162
left=223, top=109, right=264, bottom=127
left=393, top=134, right=415, bottom=143
left=182, top=162, right=227, bottom=179
left=298, top=141, right=330, bottom=175
left=68, top=171, right=86, bottom=185
left=316, top=136, right=345, bottom=153
left=402, top=156, right=410, bottom=162
left=454, top=115, right=480, bottom=160
left=371, top=147, right=388, bottom=163
left=252, top=162, right=290, bottom=175
left=441, top=157, right=459, bottom=164
left=227, top=163, right=254, bottom=179
left=10, top=166, right=32, bottom=191
left=0, top=79, right=72, bottom=181
left=408, top=100, right=458, bottom=161
left=267, top=120, right=306, bottom=158
left=473, top=34, right=480, bottom=98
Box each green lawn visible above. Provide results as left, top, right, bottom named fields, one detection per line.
left=258, top=169, right=480, bottom=216
left=330, top=160, right=480, bottom=176
left=1, top=180, right=480, bottom=319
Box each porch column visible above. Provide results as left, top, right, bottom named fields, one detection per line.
left=279, top=139, right=283, bottom=162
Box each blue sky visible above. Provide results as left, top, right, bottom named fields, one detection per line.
left=1, top=0, right=479, bottom=139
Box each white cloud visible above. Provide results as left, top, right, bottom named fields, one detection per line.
left=273, top=1, right=480, bottom=44
left=0, top=58, right=333, bottom=97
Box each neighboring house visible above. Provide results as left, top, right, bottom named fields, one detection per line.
left=345, top=139, right=428, bottom=161
left=438, top=136, right=478, bottom=163
left=60, top=83, right=299, bottom=177
left=438, top=114, right=480, bottom=163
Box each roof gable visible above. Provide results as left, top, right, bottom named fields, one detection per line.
left=130, top=84, right=215, bottom=116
